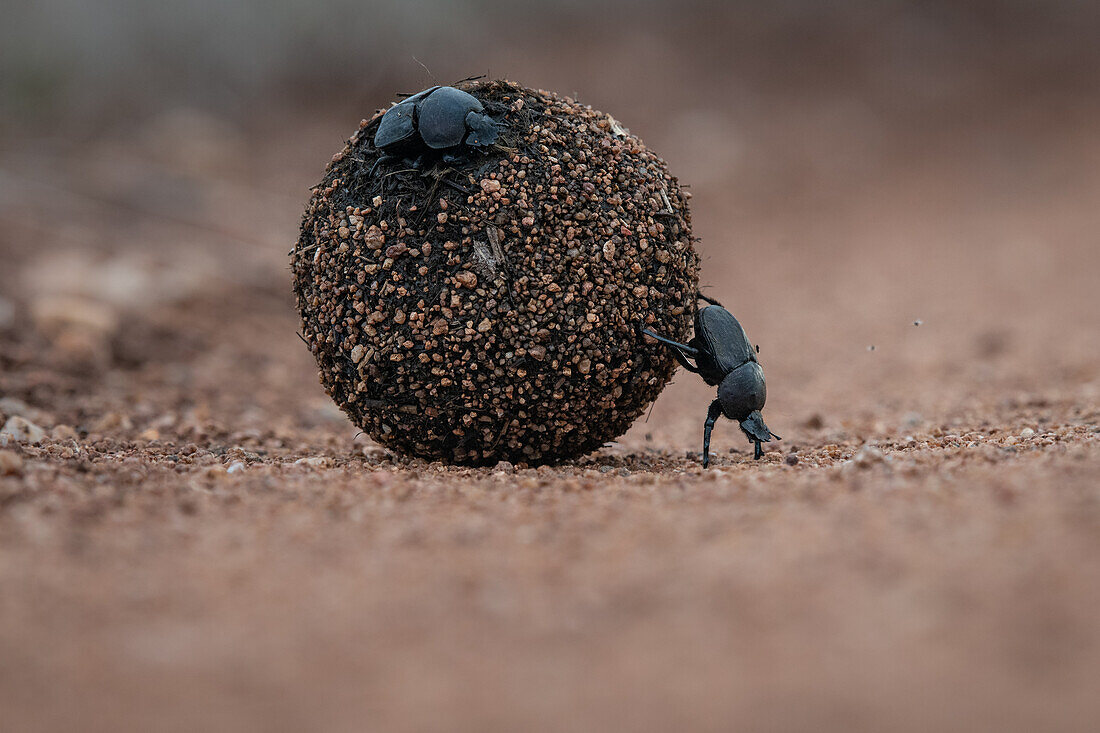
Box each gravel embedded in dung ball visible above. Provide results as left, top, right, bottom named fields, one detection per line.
left=293, top=80, right=698, bottom=464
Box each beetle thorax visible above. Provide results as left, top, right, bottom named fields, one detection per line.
left=717, top=361, right=767, bottom=421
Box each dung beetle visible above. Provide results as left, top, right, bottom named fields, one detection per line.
left=641, top=293, right=779, bottom=466
left=374, top=85, right=499, bottom=160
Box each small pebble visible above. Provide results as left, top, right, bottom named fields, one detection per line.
left=784, top=453, right=799, bottom=466
left=1, top=416, right=46, bottom=445
left=853, top=445, right=885, bottom=468
left=0, top=397, right=50, bottom=424
left=0, top=449, right=23, bottom=476
left=803, top=414, right=825, bottom=430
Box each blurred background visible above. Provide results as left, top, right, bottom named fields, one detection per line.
left=2, top=0, right=1097, bottom=439
left=2, top=2, right=1100, bottom=731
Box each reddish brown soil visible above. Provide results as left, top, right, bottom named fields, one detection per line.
left=1, top=87, right=1098, bottom=731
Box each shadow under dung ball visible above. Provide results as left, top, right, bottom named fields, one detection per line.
left=293, top=80, right=697, bottom=464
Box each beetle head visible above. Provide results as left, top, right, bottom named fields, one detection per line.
left=465, top=111, right=499, bottom=148
left=739, top=411, right=778, bottom=445
left=373, top=101, right=418, bottom=151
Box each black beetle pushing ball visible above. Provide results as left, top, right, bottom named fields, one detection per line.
left=641, top=294, right=779, bottom=465
left=295, top=78, right=775, bottom=467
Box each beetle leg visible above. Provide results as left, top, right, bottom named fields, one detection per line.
left=670, top=348, right=702, bottom=374
left=696, top=291, right=723, bottom=307
left=702, top=399, right=723, bottom=468
left=638, top=328, right=700, bottom=357
left=368, top=154, right=398, bottom=178
left=639, top=328, right=701, bottom=373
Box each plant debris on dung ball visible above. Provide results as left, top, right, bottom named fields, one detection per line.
left=293, top=79, right=698, bottom=465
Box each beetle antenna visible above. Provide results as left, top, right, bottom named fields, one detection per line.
left=412, top=56, right=436, bottom=82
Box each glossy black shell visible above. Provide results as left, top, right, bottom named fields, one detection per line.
left=692, top=305, right=757, bottom=385
left=717, top=361, right=767, bottom=421
left=417, top=86, right=484, bottom=149
left=373, top=86, right=440, bottom=149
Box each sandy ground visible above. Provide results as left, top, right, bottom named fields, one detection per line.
left=1, top=81, right=1099, bottom=731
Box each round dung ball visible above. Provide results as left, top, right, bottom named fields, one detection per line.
left=293, top=80, right=697, bottom=465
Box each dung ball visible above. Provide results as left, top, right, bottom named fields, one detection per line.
left=293, top=80, right=698, bottom=465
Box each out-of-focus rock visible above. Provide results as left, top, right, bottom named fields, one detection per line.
left=93, top=412, right=134, bottom=433
left=803, top=414, right=825, bottom=430
left=0, top=398, right=52, bottom=426
left=30, top=295, right=119, bottom=364
left=1, top=416, right=47, bottom=445
left=30, top=295, right=118, bottom=333
left=23, top=249, right=216, bottom=312
left=853, top=445, right=886, bottom=468
left=0, top=449, right=24, bottom=476
left=51, top=425, right=79, bottom=441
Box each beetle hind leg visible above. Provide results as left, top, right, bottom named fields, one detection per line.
left=702, top=399, right=723, bottom=468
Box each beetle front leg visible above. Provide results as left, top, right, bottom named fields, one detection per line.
left=368, top=154, right=399, bottom=178
left=638, top=327, right=701, bottom=373
left=668, top=346, right=702, bottom=374
left=638, top=327, right=699, bottom=356
left=702, top=399, right=723, bottom=468
left=697, top=292, right=723, bottom=307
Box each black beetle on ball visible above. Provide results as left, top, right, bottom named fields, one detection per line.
left=373, top=85, right=499, bottom=170
left=641, top=293, right=779, bottom=466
